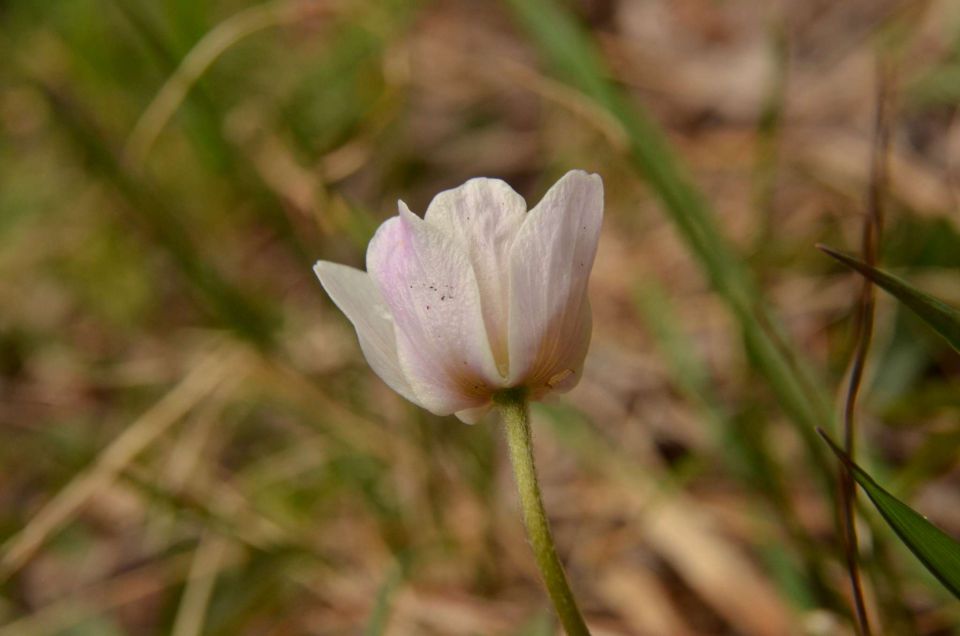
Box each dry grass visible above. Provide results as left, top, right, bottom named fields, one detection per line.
left=1, top=0, right=959, bottom=634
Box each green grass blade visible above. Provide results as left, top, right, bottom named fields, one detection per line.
left=819, top=245, right=960, bottom=353
left=818, top=429, right=960, bottom=599
left=633, top=281, right=833, bottom=606
left=364, top=557, right=408, bottom=636
left=505, top=0, right=834, bottom=479
left=35, top=80, right=278, bottom=348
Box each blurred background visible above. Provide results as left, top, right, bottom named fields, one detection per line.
left=1, top=0, right=959, bottom=634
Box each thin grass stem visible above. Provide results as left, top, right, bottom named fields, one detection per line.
left=840, top=58, right=894, bottom=636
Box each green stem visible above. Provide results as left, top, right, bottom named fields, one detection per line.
left=495, top=390, right=591, bottom=635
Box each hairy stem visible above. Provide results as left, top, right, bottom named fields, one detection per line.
left=496, top=390, right=590, bottom=635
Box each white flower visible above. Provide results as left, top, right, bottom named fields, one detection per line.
left=315, top=170, right=603, bottom=423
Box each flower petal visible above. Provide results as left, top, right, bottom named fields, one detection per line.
left=313, top=261, right=419, bottom=405
left=507, top=170, right=603, bottom=389
left=454, top=404, right=491, bottom=424
left=367, top=204, right=502, bottom=415
left=424, top=178, right=527, bottom=373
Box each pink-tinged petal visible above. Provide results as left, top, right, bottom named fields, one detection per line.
left=366, top=205, right=502, bottom=415
left=424, top=178, right=526, bottom=373
left=507, top=170, right=603, bottom=390
left=454, top=404, right=491, bottom=424
left=313, top=261, right=419, bottom=405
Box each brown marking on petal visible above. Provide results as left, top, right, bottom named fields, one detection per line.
left=546, top=368, right=574, bottom=388
left=431, top=359, right=499, bottom=403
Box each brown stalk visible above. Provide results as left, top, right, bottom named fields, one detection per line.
left=840, top=58, right=893, bottom=636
